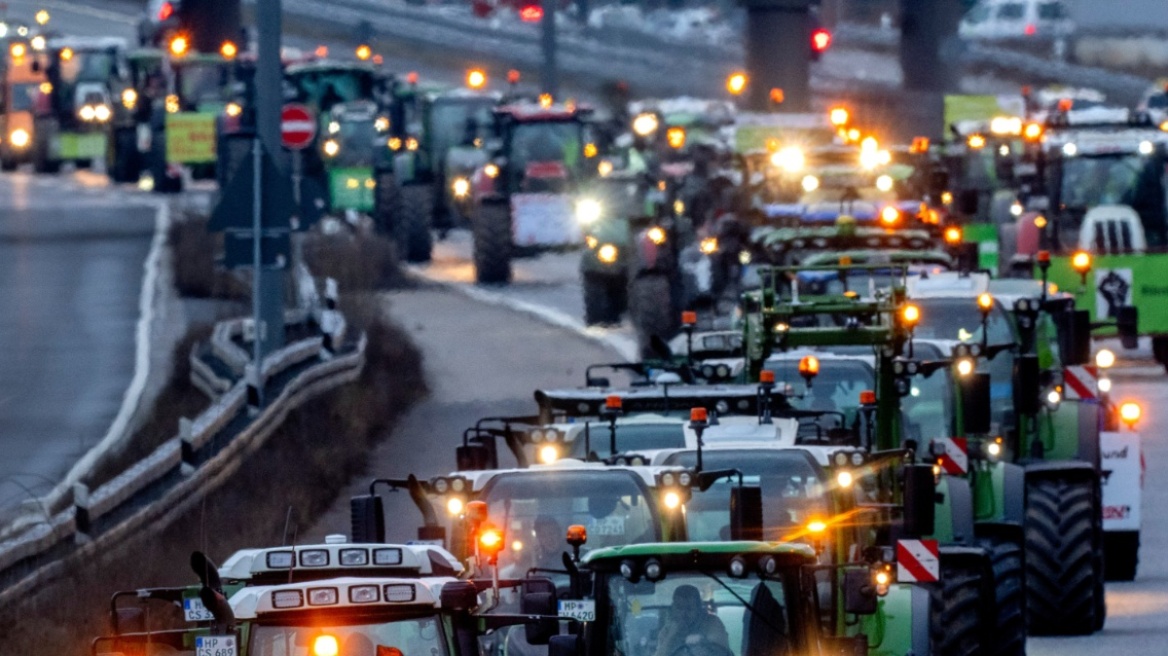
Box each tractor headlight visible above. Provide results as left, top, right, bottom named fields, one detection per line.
left=94, top=104, right=111, bottom=122
left=597, top=244, right=619, bottom=264
left=9, top=128, right=29, bottom=148
left=78, top=105, right=95, bottom=121
left=323, top=139, right=340, bottom=157
left=801, top=175, right=820, bottom=192
left=452, top=177, right=470, bottom=198
left=576, top=198, right=602, bottom=225
left=121, top=88, right=137, bottom=109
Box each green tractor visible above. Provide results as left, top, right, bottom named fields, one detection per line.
left=107, top=47, right=164, bottom=183
left=31, top=36, right=128, bottom=172
left=318, top=99, right=382, bottom=216
left=1029, top=109, right=1168, bottom=369
left=379, top=75, right=501, bottom=262
left=735, top=265, right=1030, bottom=653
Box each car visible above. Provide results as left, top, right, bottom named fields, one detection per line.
left=959, top=0, right=1075, bottom=40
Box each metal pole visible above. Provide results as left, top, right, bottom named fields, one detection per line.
left=254, top=0, right=285, bottom=359
left=541, top=0, right=558, bottom=96
left=251, top=137, right=263, bottom=404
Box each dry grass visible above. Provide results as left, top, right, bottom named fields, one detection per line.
left=0, top=313, right=427, bottom=654
left=304, top=231, right=409, bottom=292
left=170, top=215, right=249, bottom=300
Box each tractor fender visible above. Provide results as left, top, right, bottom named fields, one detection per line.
left=1023, top=459, right=1098, bottom=486
left=941, top=476, right=976, bottom=545
left=1077, top=401, right=1101, bottom=469
left=1000, top=462, right=1026, bottom=525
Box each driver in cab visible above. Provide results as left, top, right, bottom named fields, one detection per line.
left=654, top=585, right=730, bottom=656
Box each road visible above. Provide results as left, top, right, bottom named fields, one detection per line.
left=0, top=173, right=156, bottom=517
left=9, top=1, right=1167, bottom=653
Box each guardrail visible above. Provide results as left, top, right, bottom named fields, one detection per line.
left=0, top=317, right=366, bottom=603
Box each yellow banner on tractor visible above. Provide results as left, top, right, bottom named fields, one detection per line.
left=166, top=112, right=217, bottom=164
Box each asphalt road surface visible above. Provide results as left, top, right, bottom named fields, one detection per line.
left=0, top=174, right=156, bottom=516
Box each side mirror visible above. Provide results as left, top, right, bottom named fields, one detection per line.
left=649, top=334, right=674, bottom=361
left=729, top=485, right=763, bottom=541
left=960, top=373, right=992, bottom=435
left=902, top=464, right=936, bottom=538
left=1116, top=306, right=1138, bottom=349
left=843, top=569, right=878, bottom=615
left=1055, top=309, right=1091, bottom=365
left=439, top=580, right=478, bottom=613
left=548, top=635, right=584, bottom=656
left=350, top=494, right=385, bottom=543
left=1014, top=355, right=1040, bottom=415
left=456, top=442, right=495, bottom=471
left=521, top=578, right=558, bottom=645
left=957, top=189, right=979, bottom=217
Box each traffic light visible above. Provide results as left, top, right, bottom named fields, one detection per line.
left=811, top=28, right=832, bottom=60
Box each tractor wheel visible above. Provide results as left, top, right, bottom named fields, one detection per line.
left=1104, top=530, right=1138, bottom=582
left=32, top=124, right=60, bottom=174
left=398, top=184, right=434, bottom=263
left=473, top=202, right=512, bottom=284
left=0, top=151, right=16, bottom=172
left=977, top=536, right=1026, bottom=656
left=629, top=273, right=679, bottom=358
left=924, top=559, right=982, bottom=656
left=583, top=272, right=626, bottom=326
left=108, top=127, right=140, bottom=183
left=1025, top=475, right=1103, bottom=635
left=373, top=172, right=401, bottom=236
left=1152, top=336, right=1168, bottom=373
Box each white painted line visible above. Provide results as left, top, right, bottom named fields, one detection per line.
left=41, top=197, right=170, bottom=508
left=409, top=265, right=639, bottom=362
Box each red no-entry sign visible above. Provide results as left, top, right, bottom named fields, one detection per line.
left=281, top=103, right=317, bottom=150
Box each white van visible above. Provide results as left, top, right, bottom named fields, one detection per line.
left=959, top=0, right=1075, bottom=40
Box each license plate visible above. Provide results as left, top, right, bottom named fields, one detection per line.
left=195, top=636, right=237, bottom=656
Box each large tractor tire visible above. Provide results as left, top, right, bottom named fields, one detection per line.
left=398, top=184, right=434, bottom=263
left=108, top=127, right=140, bottom=183
left=32, top=123, right=60, bottom=174
left=583, top=272, right=626, bottom=326
left=1104, top=531, right=1139, bottom=581
left=1025, top=475, right=1104, bottom=635
left=924, top=559, right=983, bottom=656
left=373, top=172, right=401, bottom=236
left=977, top=537, right=1026, bottom=656
left=629, top=273, right=679, bottom=358
left=473, top=202, right=512, bottom=284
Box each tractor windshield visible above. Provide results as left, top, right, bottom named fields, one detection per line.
left=902, top=344, right=957, bottom=446
left=766, top=358, right=873, bottom=436
left=250, top=613, right=448, bottom=656
left=176, top=62, right=228, bottom=105
left=1057, top=154, right=1157, bottom=211
left=430, top=97, right=496, bottom=155
left=567, top=422, right=687, bottom=460
left=913, top=298, right=1014, bottom=345
left=59, top=50, right=116, bottom=83
left=604, top=569, right=803, bottom=656
left=510, top=120, right=582, bottom=171
left=481, top=470, right=660, bottom=578
left=290, top=69, right=376, bottom=113
left=662, top=450, right=829, bottom=544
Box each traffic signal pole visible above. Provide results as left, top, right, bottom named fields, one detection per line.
left=739, top=0, right=813, bottom=112
left=541, top=0, right=559, bottom=96
left=252, top=0, right=287, bottom=401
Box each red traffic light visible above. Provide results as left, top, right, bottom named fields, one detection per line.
left=519, top=4, right=543, bottom=22
left=812, top=28, right=832, bottom=53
